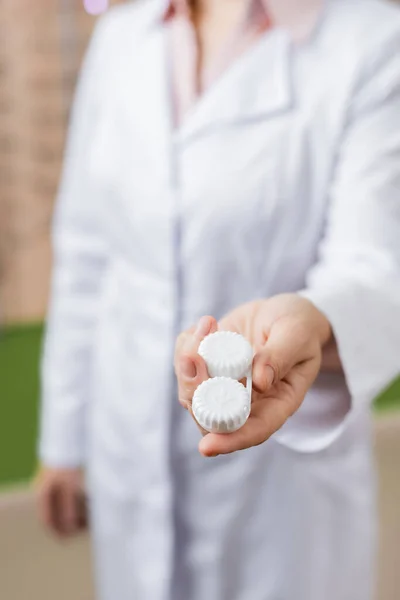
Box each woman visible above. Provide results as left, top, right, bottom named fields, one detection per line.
left=38, top=1, right=400, bottom=599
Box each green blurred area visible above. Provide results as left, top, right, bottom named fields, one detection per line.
left=0, top=325, right=43, bottom=486
left=0, top=324, right=400, bottom=486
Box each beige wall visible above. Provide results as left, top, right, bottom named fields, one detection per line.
left=0, top=0, right=124, bottom=324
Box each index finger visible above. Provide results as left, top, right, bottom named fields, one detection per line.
left=175, top=316, right=218, bottom=410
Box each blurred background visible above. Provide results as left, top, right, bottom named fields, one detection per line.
left=0, top=1, right=399, bottom=599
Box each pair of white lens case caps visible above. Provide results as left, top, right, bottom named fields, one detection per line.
left=192, top=331, right=254, bottom=434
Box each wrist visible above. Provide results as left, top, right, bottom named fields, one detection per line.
left=314, top=306, right=332, bottom=347
left=297, top=293, right=332, bottom=347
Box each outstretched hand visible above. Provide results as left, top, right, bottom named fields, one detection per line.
left=174, top=294, right=331, bottom=457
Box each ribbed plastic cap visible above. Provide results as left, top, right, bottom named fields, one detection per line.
left=192, top=377, right=251, bottom=434
left=198, top=331, right=253, bottom=379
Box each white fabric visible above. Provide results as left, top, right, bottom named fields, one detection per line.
left=40, top=0, right=400, bottom=599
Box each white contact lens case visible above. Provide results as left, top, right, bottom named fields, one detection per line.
left=193, top=332, right=254, bottom=434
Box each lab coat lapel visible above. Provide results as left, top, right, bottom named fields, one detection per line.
left=121, top=15, right=174, bottom=160
left=178, top=29, right=293, bottom=142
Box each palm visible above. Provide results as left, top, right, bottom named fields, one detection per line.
left=175, top=294, right=329, bottom=456
left=199, top=296, right=323, bottom=456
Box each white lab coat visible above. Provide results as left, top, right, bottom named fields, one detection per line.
left=40, top=0, right=400, bottom=599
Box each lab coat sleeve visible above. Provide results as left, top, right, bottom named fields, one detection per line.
left=276, top=30, right=400, bottom=452
left=39, top=16, right=113, bottom=468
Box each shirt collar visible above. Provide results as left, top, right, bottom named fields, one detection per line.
left=163, top=0, right=192, bottom=20
left=163, top=0, right=268, bottom=22
left=162, top=0, right=324, bottom=43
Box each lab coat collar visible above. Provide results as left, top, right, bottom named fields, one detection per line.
left=176, top=28, right=293, bottom=142
left=134, top=0, right=323, bottom=144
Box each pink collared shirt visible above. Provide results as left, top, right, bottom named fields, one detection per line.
left=164, top=0, right=322, bottom=124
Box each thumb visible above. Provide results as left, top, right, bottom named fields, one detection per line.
left=252, top=318, right=308, bottom=393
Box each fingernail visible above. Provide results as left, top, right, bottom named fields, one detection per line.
left=265, top=365, right=275, bottom=387
left=195, top=316, right=211, bottom=338
left=199, top=448, right=218, bottom=458
left=253, top=363, right=275, bottom=393
left=179, top=397, right=189, bottom=410
left=181, top=356, right=197, bottom=379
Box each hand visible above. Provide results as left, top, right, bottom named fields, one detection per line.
left=36, top=467, right=87, bottom=538
left=175, top=294, right=331, bottom=457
